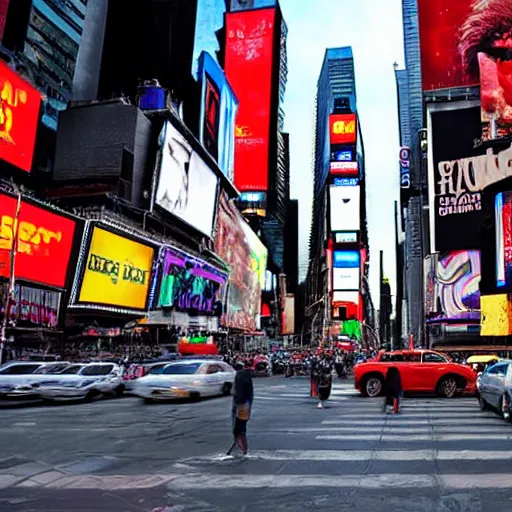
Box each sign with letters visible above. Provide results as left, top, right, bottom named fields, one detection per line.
left=0, top=192, right=76, bottom=288
left=77, top=227, right=155, bottom=310
left=329, top=114, right=357, bottom=145
left=400, top=146, right=411, bottom=189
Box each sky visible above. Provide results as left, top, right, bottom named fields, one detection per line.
left=279, top=0, right=405, bottom=307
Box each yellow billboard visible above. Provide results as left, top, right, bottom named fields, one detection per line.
left=78, top=227, right=154, bottom=310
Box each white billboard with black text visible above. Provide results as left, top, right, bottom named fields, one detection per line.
left=329, top=185, right=360, bottom=232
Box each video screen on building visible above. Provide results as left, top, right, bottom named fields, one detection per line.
left=330, top=186, right=360, bottom=232
left=329, top=114, right=356, bottom=145
left=224, top=8, right=276, bottom=191
left=331, top=146, right=354, bottom=162
left=496, top=192, right=512, bottom=289
left=333, top=267, right=360, bottom=291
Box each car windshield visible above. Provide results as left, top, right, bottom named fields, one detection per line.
left=0, top=364, right=42, bottom=375
left=147, top=365, right=167, bottom=375
left=162, top=364, right=201, bottom=375
left=34, top=364, right=68, bottom=374
left=81, top=365, right=115, bottom=376
left=59, top=366, right=84, bottom=375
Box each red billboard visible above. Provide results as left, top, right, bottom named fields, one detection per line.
left=418, top=0, right=477, bottom=91
left=329, top=114, right=356, bottom=145
left=0, top=61, right=41, bottom=172
left=0, top=193, right=76, bottom=288
left=330, top=161, right=359, bottom=176
left=224, top=8, right=276, bottom=192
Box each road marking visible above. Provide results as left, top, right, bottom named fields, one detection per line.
left=321, top=419, right=503, bottom=425
left=317, top=433, right=512, bottom=441
left=12, top=422, right=36, bottom=427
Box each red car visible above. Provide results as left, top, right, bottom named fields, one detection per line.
left=353, top=350, right=476, bottom=398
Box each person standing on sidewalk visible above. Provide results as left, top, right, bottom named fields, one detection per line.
left=229, top=359, right=254, bottom=455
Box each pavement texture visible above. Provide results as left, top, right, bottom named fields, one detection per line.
left=1, top=377, right=512, bottom=511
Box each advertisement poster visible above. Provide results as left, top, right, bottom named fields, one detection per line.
left=329, top=114, right=356, bottom=145
left=78, top=227, right=155, bottom=310
left=333, top=267, right=360, bottom=291
left=224, top=8, right=276, bottom=191
left=0, top=193, right=76, bottom=288
left=198, top=52, right=239, bottom=181
left=496, top=191, right=512, bottom=288
left=330, top=161, right=359, bottom=176
left=157, top=247, right=227, bottom=316
left=329, top=185, right=360, bottom=232
left=0, top=283, right=61, bottom=328
left=215, top=193, right=267, bottom=331
left=155, top=121, right=219, bottom=238
left=429, top=105, right=485, bottom=251
left=436, top=250, right=481, bottom=319
left=0, top=61, right=41, bottom=172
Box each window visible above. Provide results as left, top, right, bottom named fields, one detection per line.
left=162, top=364, right=201, bottom=375
left=34, top=363, right=69, bottom=374
left=59, top=365, right=83, bottom=375
left=0, top=364, right=42, bottom=375
left=147, top=364, right=167, bottom=375
left=380, top=353, right=404, bottom=362
left=487, top=363, right=509, bottom=376
left=81, top=365, right=114, bottom=376
left=422, top=353, right=447, bottom=363
left=207, top=365, right=222, bottom=374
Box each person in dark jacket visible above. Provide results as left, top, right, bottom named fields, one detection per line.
left=383, top=367, right=402, bottom=414
left=229, top=359, right=254, bottom=455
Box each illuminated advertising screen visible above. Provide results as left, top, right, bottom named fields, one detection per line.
left=0, top=61, right=41, bottom=172
left=0, top=193, right=76, bottom=288
left=329, top=186, right=360, bottom=232
left=224, top=8, right=276, bottom=191
left=215, top=192, right=267, bottom=331
left=198, top=52, right=239, bottom=180
left=331, top=146, right=354, bottom=162
left=77, top=227, right=155, bottom=310
left=496, top=192, right=512, bottom=289
left=334, top=232, right=358, bottom=244
left=333, top=178, right=358, bottom=187
left=157, top=247, right=227, bottom=316
left=333, top=267, right=360, bottom=291
left=329, top=114, right=356, bottom=145
left=333, top=250, right=360, bottom=269
left=155, top=121, right=219, bottom=237
left=330, top=161, right=359, bottom=176
left=428, top=105, right=485, bottom=251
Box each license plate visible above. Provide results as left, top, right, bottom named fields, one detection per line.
left=172, top=389, right=189, bottom=397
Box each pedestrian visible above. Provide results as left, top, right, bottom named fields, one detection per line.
left=228, top=359, right=254, bottom=455
left=382, top=367, right=402, bottom=414
left=316, top=356, right=333, bottom=408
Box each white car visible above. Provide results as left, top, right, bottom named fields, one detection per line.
left=0, top=361, right=71, bottom=399
left=132, top=359, right=236, bottom=403
left=35, top=363, right=124, bottom=402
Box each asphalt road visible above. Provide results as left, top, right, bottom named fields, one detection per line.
left=1, top=377, right=512, bottom=511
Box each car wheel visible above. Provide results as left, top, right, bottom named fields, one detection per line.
left=84, top=391, right=95, bottom=403
left=222, top=383, right=232, bottom=396
left=143, top=398, right=153, bottom=405
left=437, top=376, right=459, bottom=398
left=478, top=395, right=490, bottom=411
left=114, top=385, right=125, bottom=397
left=364, top=375, right=383, bottom=397
left=501, top=395, right=512, bottom=422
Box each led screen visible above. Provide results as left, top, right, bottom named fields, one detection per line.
left=155, top=121, right=219, bottom=238
left=330, top=186, right=360, bottom=232
left=496, top=191, right=512, bottom=288
left=333, top=267, right=360, bottom=291
left=329, top=114, right=356, bottom=145
left=331, top=147, right=354, bottom=162
left=198, top=51, right=239, bottom=180
left=0, top=193, right=76, bottom=288
left=330, top=161, right=359, bottom=176
left=332, top=291, right=359, bottom=305
left=333, top=250, right=360, bottom=269
left=335, top=232, right=358, bottom=244
left=224, top=8, right=276, bottom=191
left=0, top=61, right=41, bottom=172
left=333, top=178, right=358, bottom=187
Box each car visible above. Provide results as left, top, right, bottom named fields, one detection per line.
left=35, top=363, right=124, bottom=402
left=353, top=350, right=476, bottom=398
left=0, top=361, right=71, bottom=399
left=477, top=360, right=512, bottom=421
left=132, top=359, right=236, bottom=403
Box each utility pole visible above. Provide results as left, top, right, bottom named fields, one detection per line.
left=379, top=250, right=384, bottom=347
left=0, top=188, right=21, bottom=365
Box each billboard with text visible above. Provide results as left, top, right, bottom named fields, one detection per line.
left=330, top=186, right=360, bottom=232
left=329, top=114, right=356, bottom=145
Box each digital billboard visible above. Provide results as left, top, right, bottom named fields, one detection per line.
left=428, top=103, right=485, bottom=252
left=496, top=191, right=512, bottom=289
left=0, top=193, right=76, bottom=288
left=333, top=267, right=360, bottom=291
left=330, top=161, right=359, bottom=176
left=224, top=8, right=276, bottom=191
left=157, top=247, right=227, bottom=316
left=0, top=61, right=41, bottom=172
left=77, top=227, right=155, bottom=311
left=215, top=192, right=268, bottom=331
left=198, top=51, right=239, bottom=181
left=329, top=114, right=356, bottom=145
left=331, top=146, right=354, bottom=162
left=400, top=146, right=411, bottom=189
left=329, top=186, right=360, bottom=232
left=155, top=121, right=219, bottom=238
left=333, top=250, right=360, bottom=269
left=334, top=232, right=358, bottom=244
left=333, top=178, right=358, bottom=187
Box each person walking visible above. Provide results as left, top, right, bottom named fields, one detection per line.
left=382, top=367, right=402, bottom=414
left=316, top=355, right=333, bottom=408
left=228, top=359, right=254, bottom=455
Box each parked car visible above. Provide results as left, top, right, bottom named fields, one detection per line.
left=477, top=360, right=512, bottom=421
left=132, top=359, right=236, bottom=403
left=122, top=361, right=173, bottom=393
left=35, top=363, right=124, bottom=402
left=353, top=350, right=476, bottom=398
left=0, top=361, right=71, bottom=399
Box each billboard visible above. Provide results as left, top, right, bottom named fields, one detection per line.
left=329, top=114, right=356, bottom=145
left=331, top=146, right=354, bottom=162
left=76, top=227, right=155, bottom=311
left=0, top=61, right=41, bottom=172
left=333, top=178, right=358, bottom=187
left=155, top=121, right=219, bottom=238
left=437, top=251, right=481, bottom=319
left=157, top=247, right=227, bottom=316
left=329, top=185, right=360, bottom=232
left=281, top=294, right=295, bottom=335
left=224, top=8, right=276, bottom=191
left=330, top=161, right=359, bottom=176
left=400, top=146, right=411, bottom=189
left=0, top=193, right=76, bottom=288
left=427, top=103, right=485, bottom=252
left=333, top=267, right=360, bottom=291
left=333, top=250, right=360, bottom=268
left=334, top=232, right=358, bottom=244
left=496, top=191, right=512, bottom=289
left=215, top=192, right=268, bottom=331
left=198, top=51, right=239, bottom=181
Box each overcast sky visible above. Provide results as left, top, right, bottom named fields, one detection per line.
left=279, top=0, right=405, bottom=307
